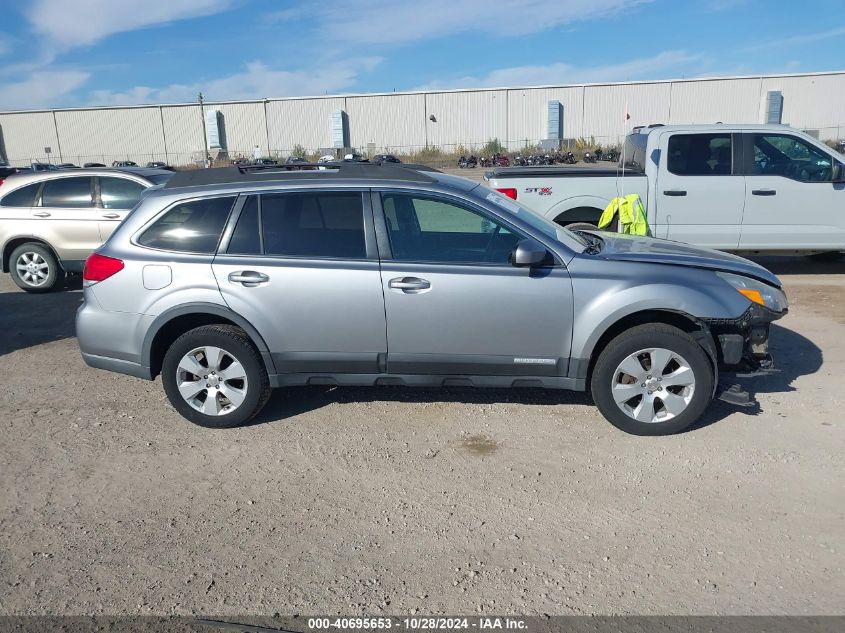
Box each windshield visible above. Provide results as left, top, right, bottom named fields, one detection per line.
left=478, top=187, right=587, bottom=247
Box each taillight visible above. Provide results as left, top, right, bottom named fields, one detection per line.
left=83, top=253, right=124, bottom=283
left=496, top=187, right=517, bottom=200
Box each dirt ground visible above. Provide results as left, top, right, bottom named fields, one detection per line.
left=0, top=256, right=843, bottom=617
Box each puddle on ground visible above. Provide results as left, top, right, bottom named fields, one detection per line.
left=457, top=434, right=499, bottom=456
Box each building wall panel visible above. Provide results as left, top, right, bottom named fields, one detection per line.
left=55, top=107, right=165, bottom=165
left=584, top=82, right=672, bottom=144
left=0, top=111, right=61, bottom=166
left=208, top=102, right=267, bottom=156
left=668, top=77, right=762, bottom=125
left=506, top=87, right=585, bottom=149
left=161, top=105, right=204, bottom=164
left=760, top=74, right=845, bottom=138
left=266, top=97, right=346, bottom=154
left=346, top=93, right=426, bottom=152
left=424, top=90, right=508, bottom=151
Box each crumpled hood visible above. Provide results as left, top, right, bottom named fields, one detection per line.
left=590, top=232, right=783, bottom=288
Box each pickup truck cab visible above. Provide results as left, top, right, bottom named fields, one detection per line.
left=485, top=124, right=845, bottom=257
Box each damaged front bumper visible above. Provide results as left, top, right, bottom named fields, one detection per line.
left=703, top=302, right=787, bottom=375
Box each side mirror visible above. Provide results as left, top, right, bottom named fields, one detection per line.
left=833, top=163, right=845, bottom=183
left=510, top=238, right=550, bottom=267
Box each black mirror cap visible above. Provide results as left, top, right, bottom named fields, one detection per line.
left=510, top=238, right=551, bottom=267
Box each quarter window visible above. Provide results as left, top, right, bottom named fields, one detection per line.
left=750, top=134, right=832, bottom=182
left=40, top=177, right=93, bottom=208
left=381, top=193, right=522, bottom=264
left=0, top=182, right=40, bottom=207
left=100, top=177, right=146, bottom=209
left=228, top=192, right=366, bottom=259
left=138, top=196, right=235, bottom=253
left=667, top=134, right=732, bottom=176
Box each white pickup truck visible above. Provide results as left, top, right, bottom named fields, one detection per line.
left=485, top=124, right=845, bottom=258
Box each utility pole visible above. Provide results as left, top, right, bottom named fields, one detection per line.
left=198, top=92, right=208, bottom=161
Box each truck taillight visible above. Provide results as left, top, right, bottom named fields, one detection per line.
left=496, top=187, right=517, bottom=200
left=83, top=253, right=124, bottom=283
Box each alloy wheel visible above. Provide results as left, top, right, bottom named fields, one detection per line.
left=175, top=346, right=249, bottom=416
left=611, top=347, right=696, bottom=424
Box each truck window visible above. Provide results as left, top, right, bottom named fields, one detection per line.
left=620, top=133, right=647, bottom=171
left=750, top=134, right=832, bottom=182
left=667, top=134, right=732, bottom=176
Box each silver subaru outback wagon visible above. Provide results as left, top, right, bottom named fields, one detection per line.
left=76, top=163, right=787, bottom=435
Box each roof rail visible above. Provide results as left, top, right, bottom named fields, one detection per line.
left=163, top=161, right=441, bottom=189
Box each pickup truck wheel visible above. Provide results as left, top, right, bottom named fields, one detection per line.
left=591, top=324, right=714, bottom=436
left=9, top=243, right=60, bottom=293
left=161, top=324, right=271, bottom=428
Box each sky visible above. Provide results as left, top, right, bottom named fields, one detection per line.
left=0, top=0, right=843, bottom=111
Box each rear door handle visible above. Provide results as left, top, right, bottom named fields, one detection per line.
left=751, top=189, right=776, bottom=196
left=388, top=276, right=431, bottom=292
left=228, top=270, right=269, bottom=286
left=663, top=190, right=687, bottom=196
left=101, top=212, right=121, bottom=219
left=33, top=211, right=51, bottom=217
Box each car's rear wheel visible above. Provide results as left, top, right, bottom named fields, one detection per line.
left=9, top=243, right=60, bottom=293
left=590, top=324, right=714, bottom=436
left=161, top=325, right=271, bottom=428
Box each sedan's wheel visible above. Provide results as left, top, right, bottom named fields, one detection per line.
left=9, top=243, right=60, bottom=293
left=591, top=324, right=714, bottom=436
left=162, top=325, right=271, bottom=428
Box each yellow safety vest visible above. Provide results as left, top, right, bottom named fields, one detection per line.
left=598, top=194, right=651, bottom=236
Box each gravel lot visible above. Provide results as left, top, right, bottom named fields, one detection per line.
left=0, top=257, right=843, bottom=617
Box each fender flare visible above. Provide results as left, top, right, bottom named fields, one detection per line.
left=547, top=195, right=610, bottom=224
left=141, top=302, right=277, bottom=375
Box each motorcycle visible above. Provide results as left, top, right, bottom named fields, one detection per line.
left=479, top=156, right=492, bottom=168
left=562, top=151, right=577, bottom=164
left=583, top=151, right=597, bottom=163
left=512, top=154, right=527, bottom=166
left=495, top=154, right=510, bottom=167
left=458, top=155, right=468, bottom=168
left=602, top=148, right=621, bottom=162
left=466, top=154, right=478, bottom=168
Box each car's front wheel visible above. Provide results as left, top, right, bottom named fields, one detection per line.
left=9, top=242, right=60, bottom=292
left=590, top=324, right=714, bottom=436
left=161, top=324, right=271, bottom=428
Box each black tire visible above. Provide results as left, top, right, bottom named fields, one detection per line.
left=161, top=324, right=271, bottom=428
left=8, top=242, right=60, bottom=293
left=590, top=324, right=714, bottom=436
left=564, top=222, right=601, bottom=232
left=806, top=251, right=845, bottom=262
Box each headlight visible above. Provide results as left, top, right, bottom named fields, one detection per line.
left=717, top=272, right=788, bottom=312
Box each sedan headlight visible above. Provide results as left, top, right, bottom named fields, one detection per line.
left=717, top=272, right=788, bottom=312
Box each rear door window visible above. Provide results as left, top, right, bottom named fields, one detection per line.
left=99, top=177, right=146, bottom=209
left=40, top=177, right=94, bottom=208
left=227, top=192, right=366, bottom=259
left=138, top=196, right=235, bottom=253
left=0, top=182, right=41, bottom=207
left=667, top=134, right=732, bottom=176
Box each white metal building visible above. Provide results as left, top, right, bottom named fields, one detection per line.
left=0, top=71, right=843, bottom=167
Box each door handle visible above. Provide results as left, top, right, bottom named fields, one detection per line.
left=33, top=211, right=51, bottom=217
left=751, top=189, right=776, bottom=196
left=388, top=276, right=431, bottom=292
left=663, top=190, right=687, bottom=196
left=101, top=212, right=120, bottom=219
left=228, top=271, right=269, bottom=286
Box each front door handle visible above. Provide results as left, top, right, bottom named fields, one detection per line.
left=228, top=270, right=269, bottom=287
left=388, top=276, right=431, bottom=292
left=751, top=189, right=776, bottom=196
left=33, top=211, right=51, bottom=217
left=101, top=212, right=121, bottom=219
left=663, top=190, right=687, bottom=196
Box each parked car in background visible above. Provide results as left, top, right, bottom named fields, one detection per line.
left=343, top=153, right=368, bottom=162
left=84, top=162, right=107, bottom=168
left=31, top=162, right=60, bottom=172
left=57, top=163, right=79, bottom=169
left=284, top=156, right=307, bottom=165
left=111, top=160, right=138, bottom=167
left=0, top=167, right=173, bottom=292
left=0, top=166, right=29, bottom=187
left=252, top=158, right=278, bottom=166
left=485, top=124, right=845, bottom=260
left=76, top=162, right=786, bottom=436
left=372, top=154, right=401, bottom=165
left=146, top=161, right=174, bottom=171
